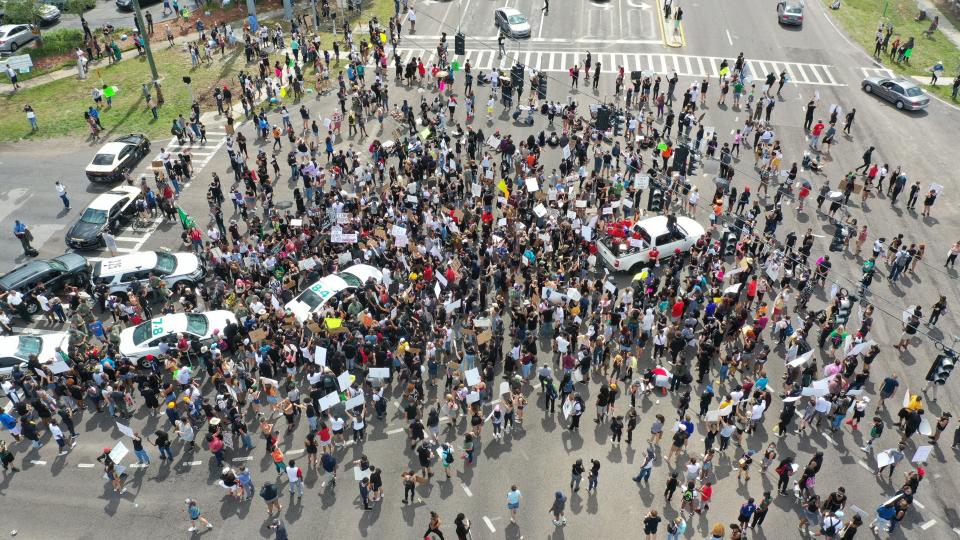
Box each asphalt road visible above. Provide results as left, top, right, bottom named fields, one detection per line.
left=3, top=0, right=960, bottom=538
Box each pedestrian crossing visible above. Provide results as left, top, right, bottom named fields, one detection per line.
left=392, top=48, right=844, bottom=86
left=85, top=130, right=230, bottom=262
left=860, top=67, right=895, bottom=79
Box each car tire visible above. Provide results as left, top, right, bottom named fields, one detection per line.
left=863, top=84, right=872, bottom=93
left=895, top=100, right=904, bottom=110
left=25, top=300, right=40, bottom=315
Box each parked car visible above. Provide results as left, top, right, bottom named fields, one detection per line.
left=47, top=0, right=96, bottom=10
left=65, top=186, right=141, bottom=250
left=0, top=23, right=34, bottom=53
left=861, top=76, right=929, bottom=111
left=115, top=0, right=162, bottom=10
left=0, top=3, right=59, bottom=26
left=85, top=134, right=151, bottom=183
left=776, top=1, right=803, bottom=25
left=285, top=264, right=383, bottom=322
left=596, top=215, right=706, bottom=272
left=91, top=251, right=205, bottom=298
left=494, top=7, right=531, bottom=39
left=0, top=253, right=89, bottom=314
left=119, top=311, right=237, bottom=359
left=0, top=332, right=69, bottom=376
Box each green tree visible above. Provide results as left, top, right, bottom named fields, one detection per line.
left=63, top=0, right=90, bottom=17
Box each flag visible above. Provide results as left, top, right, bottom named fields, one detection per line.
left=177, top=206, right=194, bottom=230
left=497, top=179, right=510, bottom=197
left=325, top=317, right=343, bottom=329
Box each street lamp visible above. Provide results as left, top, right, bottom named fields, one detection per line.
left=131, top=0, right=162, bottom=100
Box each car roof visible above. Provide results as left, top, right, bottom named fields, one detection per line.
left=341, top=264, right=383, bottom=283
left=0, top=332, right=69, bottom=362
left=0, top=260, right=52, bottom=290
left=498, top=6, right=522, bottom=15
left=88, top=187, right=140, bottom=209
left=96, top=142, right=130, bottom=155
left=93, top=251, right=160, bottom=277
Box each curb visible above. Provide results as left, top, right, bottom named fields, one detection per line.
left=655, top=0, right=685, bottom=48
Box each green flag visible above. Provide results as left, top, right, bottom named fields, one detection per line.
left=177, top=206, right=194, bottom=230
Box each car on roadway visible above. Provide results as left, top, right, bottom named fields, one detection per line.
left=0, top=253, right=89, bottom=315
left=776, top=1, right=803, bottom=26
left=0, top=2, right=61, bottom=25
left=65, top=186, right=141, bottom=250
left=85, top=134, right=151, bottom=183
left=91, top=251, right=205, bottom=298
left=119, top=311, right=237, bottom=359
left=115, top=0, right=162, bottom=11
left=0, top=332, right=69, bottom=376
left=0, top=23, right=35, bottom=52
left=861, top=76, right=929, bottom=111
left=285, top=264, right=383, bottom=323
left=596, top=215, right=706, bottom=272
left=494, top=7, right=531, bottom=39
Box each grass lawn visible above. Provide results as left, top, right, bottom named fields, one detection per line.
left=821, top=0, right=960, bottom=100
left=0, top=0, right=394, bottom=141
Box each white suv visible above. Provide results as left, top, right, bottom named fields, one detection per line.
left=91, top=251, right=205, bottom=297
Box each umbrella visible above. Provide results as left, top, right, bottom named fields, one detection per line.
left=436, top=70, right=448, bottom=77
left=827, top=190, right=844, bottom=200
left=799, top=177, right=812, bottom=189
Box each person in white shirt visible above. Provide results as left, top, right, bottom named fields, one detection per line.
left=286, top=461, right=303, bottom=498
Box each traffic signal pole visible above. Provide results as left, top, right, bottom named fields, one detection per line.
left=132, top=0, right=162, bottom=99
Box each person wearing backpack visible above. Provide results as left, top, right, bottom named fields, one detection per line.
left=440, top=443, right=454, bottom=480
left=750, top=491, right=773, bottom=529
left=820, top=511, right=843, bottom=538
left=666, top=516, right=687, bottom=540
left=260, top=481, right=282, bottom=516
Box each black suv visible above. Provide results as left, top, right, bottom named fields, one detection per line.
left=0, top=253, right=89, bottom=314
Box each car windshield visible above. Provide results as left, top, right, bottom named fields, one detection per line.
left=91, top=153, right=116, bottom=165
left=15, top=336, right=42, bottom=358
left=296, top=287, right=330, bottom=310
left=48, top=259, right=67, bottom=271
left=154, top=252, right=177, bottom=275
left=337, top=271, right=363, bottom=287
left=786, top=5, right=802, bottom=13
left=131, top=321, right=154, bottom=345
left=185, top=314, right=209, bottom=336
left=79, top=208, right=108, bottom=225
left=508, top=14, right=526, bottom=24
left=904, top=86, right=923, bottom=97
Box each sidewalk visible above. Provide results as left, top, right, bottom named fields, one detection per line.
left=917, top=0, right=960, bottom=49
left=0, top=7, right=285, bottom=95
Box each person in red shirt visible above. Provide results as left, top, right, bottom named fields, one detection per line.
left=797, top=184, right=811, bottom=211
left=423, top=264, right=433, bottom=282
left=445, top=267, right=457, bottom=284
left=809, top=120, right=825, bottom=150
left=671, top=299, right=685, bottom=319
left=648, top=247, right=659, bottom=266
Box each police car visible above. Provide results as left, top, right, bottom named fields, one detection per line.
left=0, top=332, right=69, bottom=376
left=91, top=251, right=205, bottom=297
left=118, top=311, right=237, bottom=359
left=285, top=264, right=383, bottom=323
left=596, top=215, right=705, bottom=272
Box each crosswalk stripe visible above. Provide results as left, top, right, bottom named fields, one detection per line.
left=808, top=65, right=825, bottom=84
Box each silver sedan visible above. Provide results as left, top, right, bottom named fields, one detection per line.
left=861, top=76, right=930, bottom=111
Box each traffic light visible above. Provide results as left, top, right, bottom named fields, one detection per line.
left=647, top=188, right=663, bottom=212
left=510, top=63, right=524, bottom=87
left=596, top=106, right=610, bottom=131
left=537, top=76, right=547, bottom=100
left=672, top=144, right=689, bottom=175
left=926, top=350, right=957, bottom=385
left=835, top=295, right=852, bottom=326
left=455, top=32, right=465, bottom=56
left=721, top=228, right=738, bottom=258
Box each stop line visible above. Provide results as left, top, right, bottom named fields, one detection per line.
left=390, top=48, right=844, bottom=86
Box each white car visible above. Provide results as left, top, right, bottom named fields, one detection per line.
left=0, top=332, right=69, bottom=376
left=91, top=251, right=205, bottom=297
left=494, top=7, right=531, bottom=39
left=285, top=264, right=383, bottom=322
left=596, top=215, right=705, bottom=272
left=84, top=134, right=151, bottom=183
left=119, top=311, right=237, bottom=359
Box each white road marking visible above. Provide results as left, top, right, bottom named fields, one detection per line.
left=483, top=516, right=496, bottom=532
left=725, top=29, right=733, bottom=45
left=286, top=448, right=305, bottom=455
left=386, top=428, right=405, bottom=435
left=183, top=460, right=202, bottom=466
left=921, top=520, right=937, bottom=530
left=914, top=499, right=926, bottom=509
left=77, top=463, right=96, bottom=468
left=857, top=459, right=872, bottom=471
left=232, top=456, right=254, bottom=462
left=128, top=463, right=148, bottom=468
left=30, top=460, right=47, bottom=465
left=462, top=484, right=473, bottom=497
left=952, top=527, right=960, bottom=536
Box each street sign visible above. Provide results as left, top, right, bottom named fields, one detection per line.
left=0, top=54, right=33, bottom=72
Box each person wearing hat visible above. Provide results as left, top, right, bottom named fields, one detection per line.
left=184, top=498, right=214, bottom=531
left=550, top=490, right=567, bottom=526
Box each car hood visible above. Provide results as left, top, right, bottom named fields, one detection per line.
left=510, top=22, right=531, bottom=32
left=285, top=298, right=313, bottom=323
left=202, top=311, right=238, bottom=338
left=118, top=327, right=139, bottom=357
left=39, top=5, right=59, bottom=16
left=676, top=216, right=706, bottom=238
left=67, top=221, right=103, bottom=241
left=53, top=252, right=89, bottom=273
left=173, top=253, right=202, bottom=276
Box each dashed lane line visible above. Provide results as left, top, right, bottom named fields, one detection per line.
left=462, top=485, right=473, bottom=497
left=77, top=463, right=96, bottom=468
left=921, top=520, right=938, bottom=530
left=483, top=516, right=496, bottom=533
left=182, top=460, right=202, bottom=466
left=30, top=460, right=47, bottom=465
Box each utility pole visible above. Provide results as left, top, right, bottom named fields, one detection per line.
left=132, top=0, right=162, bottom=99
left=247, top=0, right=258, bottom=32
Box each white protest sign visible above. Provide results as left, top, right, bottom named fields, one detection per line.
left=344, top=394, right=365, bottom=410
left=567, top=288, right=582, bottom=302
left=499, top=381, right=511, bottom=396
left=562, top=399, right=573, bottom=419
left=464, top=368, right=481, bottom=386
left=718, top=404, right=734, bottom=416
left=705, top=410, right=720, bottom=422
left=49, top=360, right=71, bottom=374
left=115, top=422, right=135, bottom=438
left=466, top=391, right=481, bottom=404
left=368, top=367, right=390, bottom=379
left=109, top=441, right=130, bottom=464
left=533, top=203, right=547, bottom=218
left=801, top=386, right=829, bottom=397
left=315, top=346, right=327, bottom=367
left=525, top=178, right=539, bottom=192
left=787, top=350, right=814, bottom=368
left=875, top=450, right=895, bottom=468
left=911, top=445, right=933, bottom=463
left=444, top=299, right=462, bottom=313
left=918, top=417, right=933, bottom=437
left=337, top=371, right=353, bottom=391
left=847, top=340, right=877, bottom=358
left=354, top=466, right=371, bottom=481
left=318, top=392, right=341, bottom=411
